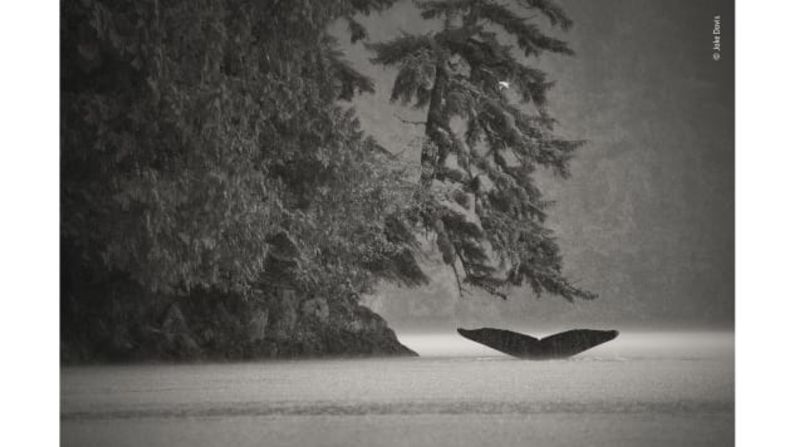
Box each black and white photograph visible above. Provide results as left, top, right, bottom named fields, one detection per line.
left=13, top=0, right=788, bottom=445
left=55, top=1, right=737, bottom=446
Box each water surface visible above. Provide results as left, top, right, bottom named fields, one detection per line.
left=61, top=331, right=733, bottom=447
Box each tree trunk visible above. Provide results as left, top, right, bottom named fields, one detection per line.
left=421, top=58, right=451, bottom=187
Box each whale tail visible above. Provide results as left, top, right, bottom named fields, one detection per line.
left=457, top=327, right=619, bottom=359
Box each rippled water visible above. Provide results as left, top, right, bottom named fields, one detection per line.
left=61, top=331, right=733, bottom=447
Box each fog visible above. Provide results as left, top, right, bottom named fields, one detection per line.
left=331, top=0, right=734, bottom=330
left=397, top=330, right=734, bottom=358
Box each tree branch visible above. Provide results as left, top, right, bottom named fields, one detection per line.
left=451, top=261, right=465, bottom=299
left=395, top=114, right=427, bottom=126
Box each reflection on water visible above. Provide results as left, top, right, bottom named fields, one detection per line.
left=61, top=331, right=734, bottom=447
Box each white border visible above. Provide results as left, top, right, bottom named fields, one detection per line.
left=0, top=1, right=60, bottom=445
left=1, top=0, right=793, bottom=445
left=736, top=0, right=794, bottom=445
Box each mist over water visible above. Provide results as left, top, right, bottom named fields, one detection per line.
left=397, top=329, right=733, bottom=358
left=62, top=331, right=733, bottom=447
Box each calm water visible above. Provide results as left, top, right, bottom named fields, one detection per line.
left=61, top=331, right=734, bottom=447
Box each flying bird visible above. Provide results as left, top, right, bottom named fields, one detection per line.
left=498, top=81, right=510, bottom=90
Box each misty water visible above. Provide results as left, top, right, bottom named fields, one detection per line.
left=61, top=331, right=733, bottom=447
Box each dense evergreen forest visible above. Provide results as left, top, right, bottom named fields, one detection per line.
left=61, top=0, right=592, bottom=362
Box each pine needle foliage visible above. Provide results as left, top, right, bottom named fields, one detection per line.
left=61, top=0, right=426, bottom=304
left=368, top=0, right=596, bottom=301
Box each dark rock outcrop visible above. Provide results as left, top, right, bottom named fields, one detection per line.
left=457, top=327, right=619, bottom=359
left=60, top=282, right=416, bottom=364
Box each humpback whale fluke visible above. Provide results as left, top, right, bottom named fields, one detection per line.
left=457, top=327, right=619, bottom=359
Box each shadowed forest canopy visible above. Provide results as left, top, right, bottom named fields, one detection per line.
left=61, top=0, right=428, bottom=305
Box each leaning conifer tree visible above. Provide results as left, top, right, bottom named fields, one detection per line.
left=369, top=0, right=596, bottom=301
